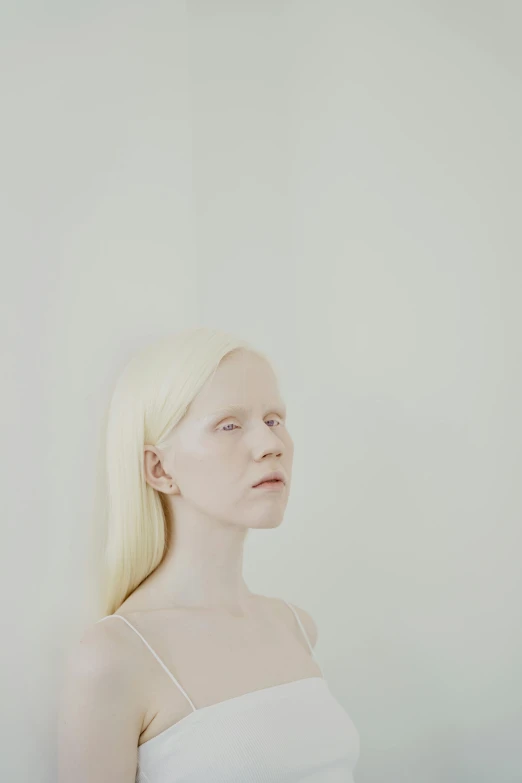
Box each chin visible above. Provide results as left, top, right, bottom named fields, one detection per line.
left=248, top=513, right=285, bottom=530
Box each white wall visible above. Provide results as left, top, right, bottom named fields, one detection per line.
left=2, top=2, right=521, bottom=781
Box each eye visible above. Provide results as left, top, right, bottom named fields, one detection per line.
left=219, top=417, right=283, bottom=432
left=221, top=422, right=239, bottom=432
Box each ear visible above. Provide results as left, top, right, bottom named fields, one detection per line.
left=143, top=445, right=178, bottom=494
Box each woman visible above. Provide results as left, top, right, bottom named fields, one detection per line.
left=57, top=326, right=360, bottom=782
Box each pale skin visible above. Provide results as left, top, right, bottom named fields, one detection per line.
left=57, top=349, right=320, bottom=783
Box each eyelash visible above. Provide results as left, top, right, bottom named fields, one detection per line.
left=220, top=418, right=282, bottom=432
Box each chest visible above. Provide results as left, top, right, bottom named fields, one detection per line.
left=137, top=678, right=361, bottom=783
left=138, top=611, right=321, bottom=745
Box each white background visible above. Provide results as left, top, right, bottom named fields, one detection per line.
left=2, top=2, right=521, bottom=781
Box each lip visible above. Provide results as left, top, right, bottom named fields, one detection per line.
left=253, top=480, right=285, bottom=492
left=252, top=470, right=286, bottom=488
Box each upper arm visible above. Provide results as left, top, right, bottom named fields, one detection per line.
left=57, top=624, right=143, bottom=783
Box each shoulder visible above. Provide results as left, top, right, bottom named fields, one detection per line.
left=60, top=617, right=146, bottom=710
left=288, top=601, right=319, bottom=648
left=61, top=617, right=135, bottom=688
left=265, top=596, right=319, bottom=648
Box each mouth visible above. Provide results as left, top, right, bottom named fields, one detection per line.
left=252, top=478, right=285, bottom=490
left=252, top=471, right=286, bottom=488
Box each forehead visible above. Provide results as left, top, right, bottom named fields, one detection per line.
left=188, top=350, right=282, bottom=416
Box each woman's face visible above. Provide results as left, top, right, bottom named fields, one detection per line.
left=157, top=349, right=294, bottom=530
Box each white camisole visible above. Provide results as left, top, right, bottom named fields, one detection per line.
left=96, top=600, right=360, bottom=782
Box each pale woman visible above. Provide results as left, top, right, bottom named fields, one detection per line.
left=57, top=327, right=360, bottom=782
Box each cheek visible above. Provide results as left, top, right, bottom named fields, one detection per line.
left=172, top=428, right=246, bottom=501
left=177, top=445, right=242, bottom=498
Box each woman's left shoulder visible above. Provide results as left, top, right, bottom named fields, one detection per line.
left=290, top=601, right=319, bottom=648
left=266, top=595, right=319, bottom=648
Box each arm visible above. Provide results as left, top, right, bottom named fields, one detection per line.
left=57, top=623, right=144, bottom=783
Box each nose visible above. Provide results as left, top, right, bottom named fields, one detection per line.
left=257, top=444, right=283, bottom=461
left=251, top=422, right=285, bottom=460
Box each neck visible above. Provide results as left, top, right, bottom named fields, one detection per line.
left=136, top=501, right=254, bottom=613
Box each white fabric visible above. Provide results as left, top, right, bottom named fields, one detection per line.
left=97, top=601, right=360, bottom=782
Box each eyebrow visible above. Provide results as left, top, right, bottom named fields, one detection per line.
left=206, top=403, right=287, bottom=420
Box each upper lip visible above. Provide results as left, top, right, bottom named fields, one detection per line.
left=252, top=470, right=286, bottom=487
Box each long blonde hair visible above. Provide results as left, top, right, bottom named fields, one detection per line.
left=97, top=327, right=264, bottom=616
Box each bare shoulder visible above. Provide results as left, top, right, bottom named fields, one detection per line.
left=265, top=595, right=319, bottom=648
left=60, top=617, right=145, bottom=713
left=65, top=615, right=140, bottom=673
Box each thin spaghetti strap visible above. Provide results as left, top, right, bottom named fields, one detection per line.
left=281, top=599, right=324, bottom=676
left=96, top=615, right=197, bottom=712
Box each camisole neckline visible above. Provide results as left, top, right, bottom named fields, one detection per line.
left=138, top=675, right=327, bottom=752
left=96, top=599, right=328, bottom=756
left=96, top=600, right=360, bottom=781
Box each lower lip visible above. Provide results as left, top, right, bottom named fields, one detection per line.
left=253, top=480, right=285, bottom=491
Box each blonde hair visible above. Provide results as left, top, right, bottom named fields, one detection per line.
left=98, top=326, right=265, bottom=616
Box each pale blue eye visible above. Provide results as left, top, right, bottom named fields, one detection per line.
left=221, top=419, right=281, bottom=432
